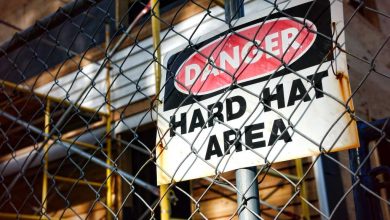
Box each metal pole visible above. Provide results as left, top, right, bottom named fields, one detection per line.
left=41, top=100, right=50, bottom=216
left=53, top=175, right=104, bottom=188
left=224, top=1, right=260, bottom=219
left=151, top=0, right=162, bottom=95
left=116, top=135, right=124, bottom=220
left=295, top=159, right=310, bottom=220
left=105, top=22, right=114, bottom=220
left=150, top=0, right=171, bottom=219
left=236, top=167, right=261, bottom=219
left=349, top=120, right=384, bottom=220
left=313, top=156, right=330, bottom=220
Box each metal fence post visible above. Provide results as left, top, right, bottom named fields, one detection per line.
left=349, top=120, right=385, bottom=220
left=313, top=156, right=330, bottom=220
left=236, top=167, right=261, bottom=219
left=224, top=0, right=261, bottom=219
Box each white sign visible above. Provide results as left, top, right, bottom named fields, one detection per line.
left=156, top=0, right=359, bottom=185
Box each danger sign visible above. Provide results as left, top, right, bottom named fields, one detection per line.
left=175, top=17, right=316, bottom=95
left=156, top=0, right=359, bottom=185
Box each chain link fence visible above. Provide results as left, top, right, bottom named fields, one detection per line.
left=0, top=0, right=389, bottom=219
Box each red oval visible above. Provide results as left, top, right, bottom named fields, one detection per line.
left=174, top=17, right=317, bottom=95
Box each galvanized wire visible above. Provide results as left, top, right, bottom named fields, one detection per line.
left=0, top=0, right=389, bottom=220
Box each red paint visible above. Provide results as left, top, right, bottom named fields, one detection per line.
left=174, top=17, right=317, bottom=95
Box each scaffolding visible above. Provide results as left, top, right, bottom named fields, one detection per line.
left=0, top=0, right=307, bottom=218
left=3, top=0, right=387, bottom=219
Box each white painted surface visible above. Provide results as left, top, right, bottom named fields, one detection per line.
left=156, top=0, right=359, bottom=184
left=34, top=0, right=287, bottom=113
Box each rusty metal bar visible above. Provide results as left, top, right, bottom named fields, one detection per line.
left=53, top=175, right=104, bottom=188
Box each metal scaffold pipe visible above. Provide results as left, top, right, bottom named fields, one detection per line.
left=53, top=175, right=105, bottom=188
left=0, top=109, right=160, bottom=196
left=295, top=158, right=310, bottom=220
left=150, top=0, right=171, bottom=219
left=105, top=22, right=114, bottom=220
left=41, top=99, right=50, bottom=216
left=0, top=2, right=153, bottom=204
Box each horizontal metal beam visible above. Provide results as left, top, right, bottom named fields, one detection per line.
left=0, top=109, right=159, bottom=196
left=261, top=167, right=300, bottom=183
left=53, top=175, right=105, bottom=188
left=114, top=137, right=151, bottom=155
left=56, top=135, right=106, bottom=151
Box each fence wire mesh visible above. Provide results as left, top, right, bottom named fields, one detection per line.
left=0, top=0, right=389, bottom=219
